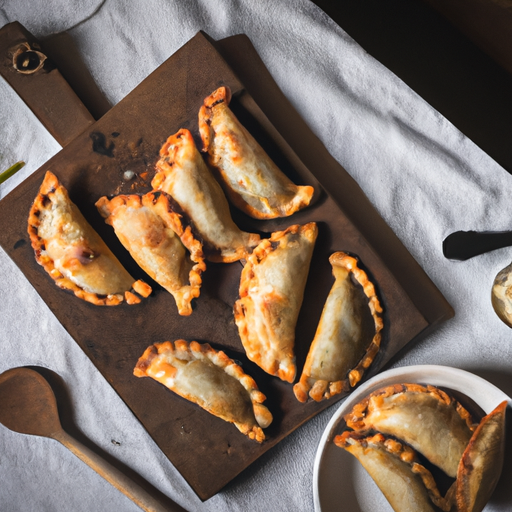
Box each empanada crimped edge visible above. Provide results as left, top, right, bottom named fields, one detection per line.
left=234, top=222, right=318, bottom=383
left=96, top=191, right=206, bottom=316
left=456, top=400, right=508, bottom=512
left=294, top=251, right=383, bottom=402
left=152, top=128, right=260, bottom=263
left=335, top=431, right=453, bottom=512
left=134, top=339, right=273, bottom=442
left=198, top=86, right=314, bottom=220
left=344, top=382, right=477, bottom=477
left=28, top=171, right=151, bottom=306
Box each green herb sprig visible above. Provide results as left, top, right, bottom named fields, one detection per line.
left=0, top=161, right=25, bottom=185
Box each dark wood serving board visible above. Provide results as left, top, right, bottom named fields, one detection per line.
left=0, top=31, right=453, bottom=500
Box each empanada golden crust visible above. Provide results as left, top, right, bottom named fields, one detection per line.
left=134, top=340, right=273, bottom=442
left=456, top=400, right=507, bottom=512
left=293, top=252, right=383, bottom=402
left=27, top=171, right=151, bottom=306
left=96, top=191, right=206, bottom=316
left=334, top=431, right=452, bottom=512
left=344, top=383, right=476, bottom=478
left=152, top=128, right=260, bottom=263
left=198, top=86, right=314, bottom=219
left=234, top=223, right=318, bottom=383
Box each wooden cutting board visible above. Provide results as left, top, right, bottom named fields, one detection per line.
left=0, top=30, right=453, bottom=500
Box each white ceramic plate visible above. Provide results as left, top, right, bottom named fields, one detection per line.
left=313, top=365, right=511, bottom=512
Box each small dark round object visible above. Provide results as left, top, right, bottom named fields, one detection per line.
left=12, top=43, right=47, bottom=74
left=16, top=51, right=42, bottom=71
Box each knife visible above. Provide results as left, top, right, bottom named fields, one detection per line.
left=443, top=230, right=512, bottom=260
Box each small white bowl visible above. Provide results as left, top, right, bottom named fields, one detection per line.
left=313, top=365, right=511, bottom=512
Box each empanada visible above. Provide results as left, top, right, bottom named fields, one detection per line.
left=96, top=191, right=206, bottom=316
left=152, top=128, right=260, bottom=263
left=234, top=223, right=318, bottom=383
left=334, top=431, right=452, bottom=512
left=456, top=400, right=507, bottom=512
left=28, top=171, right=151, bottom=306
left=134, top=340, right=273, bottom=442
left=344, top=383, right=476, bottom=477
left=294, top=252, right=384, bottom=402
left=198, top=86, right=314, bottom=219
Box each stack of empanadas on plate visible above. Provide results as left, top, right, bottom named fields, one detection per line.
left=335, top=383, right=507, bottom=512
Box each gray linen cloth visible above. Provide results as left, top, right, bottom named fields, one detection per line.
left=0, top=0, right=511, bottom=511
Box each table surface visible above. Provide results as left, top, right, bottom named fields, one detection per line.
left=1, top=1, right=511, bottom=511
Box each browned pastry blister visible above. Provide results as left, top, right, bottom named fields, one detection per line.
left=27, top=171, right=151, bottom=306
left=344, top=383, right=477, bottom=478
left=294, top=252, right=383, bottom=402
left=96, top=191, right=205, bottom=316
left=334, top=431, right=453, bottom=512
left=152, top=128, right=260, bottom=263
left=234, top=222, right=317, bottom=383
left=198, top=86, right=314, bottom=219
left=134, top=340, right=273, bottom=442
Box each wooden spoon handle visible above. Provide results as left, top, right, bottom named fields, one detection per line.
left=52, top=429, right=186, bottom=512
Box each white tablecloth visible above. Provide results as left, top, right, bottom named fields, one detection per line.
left=1, top=1, right=511, bottom=511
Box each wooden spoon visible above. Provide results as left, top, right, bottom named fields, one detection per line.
left=0, top=367, right=185, bottom=512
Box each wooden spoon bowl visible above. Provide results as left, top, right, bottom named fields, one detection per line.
left=0, top=367, right=184, bottom=512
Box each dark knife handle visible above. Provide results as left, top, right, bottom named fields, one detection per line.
left=443, top=230, right=512, bottom=260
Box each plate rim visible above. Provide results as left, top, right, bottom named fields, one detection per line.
left=313, top=364, right=512, bottom=512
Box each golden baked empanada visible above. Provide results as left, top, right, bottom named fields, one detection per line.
left=344, top=383, right=476, bottom=478
left=334, top=431, right=452, bottom=512
left=28, top=171, right=151, bottom=306
left=198, top=86, right=314, bottom=219
left=234, top=223, right=318, bottom=383
left=456, top=400, right=507, bottom=512
left=152, top=128, right=260, bottom=263
left=134, top=340, right=273, bottom=442
left=96, top=191, right=205, bottom=316
left=294, top=252, right=383, bottom=402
